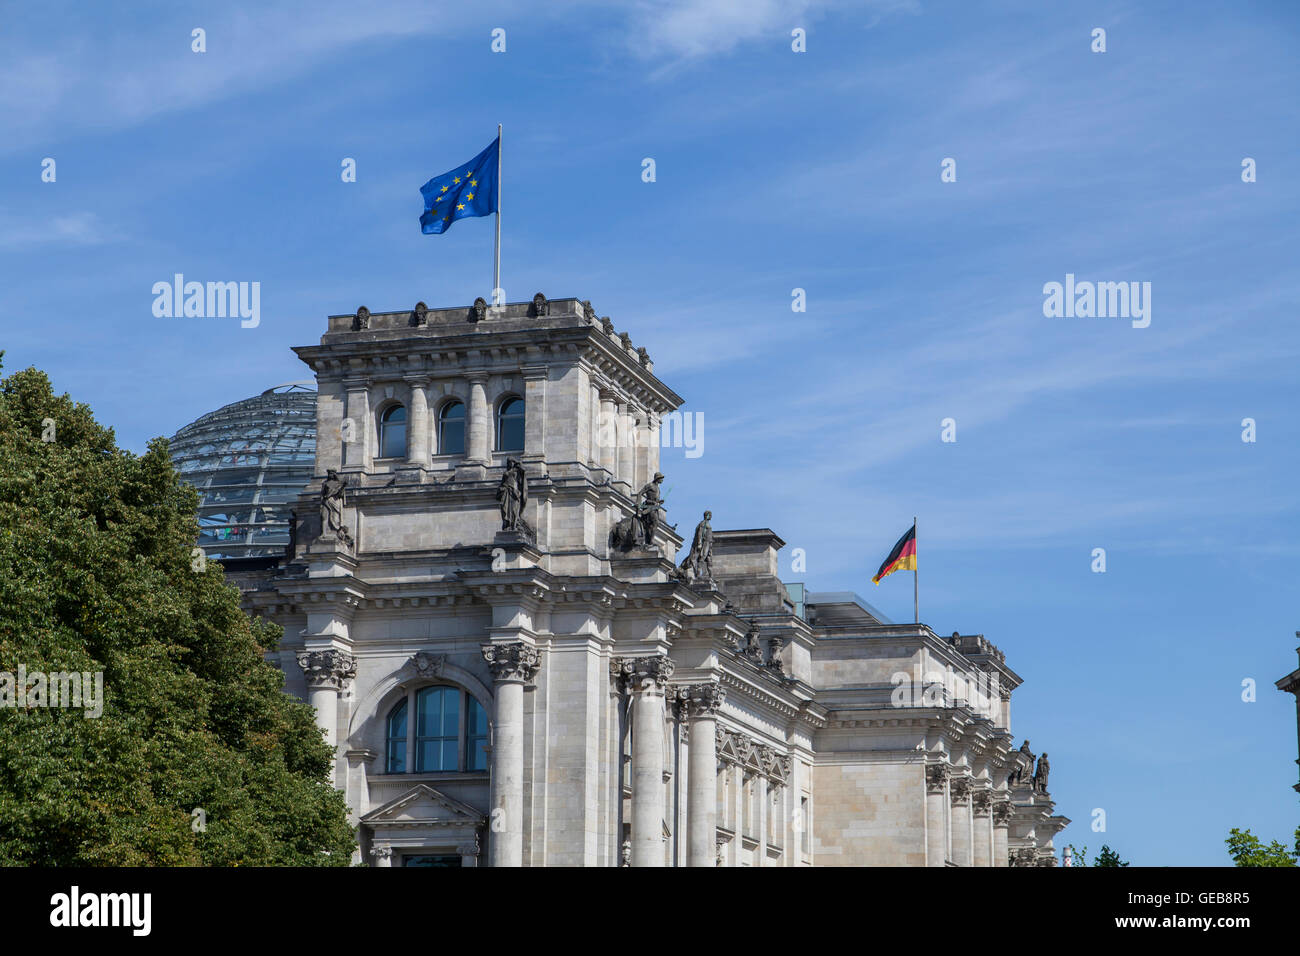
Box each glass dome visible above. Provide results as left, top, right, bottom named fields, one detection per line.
left=168, top=382, right=317, bottom=559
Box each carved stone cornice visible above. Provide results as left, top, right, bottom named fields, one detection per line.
left=297, top=649, right=357, bottom=691
left=611, top=654, right=675, bottom=694
left=925, top=763, right=949, bottom=794
left=481, top=641, right=541, bottom=684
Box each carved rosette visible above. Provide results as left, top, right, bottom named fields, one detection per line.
left=925, top=764, right=949, bottom=794
left=481, top=641, right=541, bottom=684
left=297, top=649, right=357, bottom=691
left=949, top=776, right=972, bottom=804
left=992, top=799, right=1014, bottom=827
left=972, top=790, right=993, bottom=815
left=611, top=654, right=675, bottom=694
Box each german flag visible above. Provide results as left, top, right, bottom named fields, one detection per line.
left=871, top=522, right=917, bottom=584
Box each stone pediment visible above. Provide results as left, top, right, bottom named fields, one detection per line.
left=361, top=784, right=485, bottom=829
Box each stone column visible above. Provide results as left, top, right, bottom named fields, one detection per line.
left=925, top=764, right=948, bottom=866
left=755, top=768, right=769, bottom=867
left=370, top=844, right=393, bottom=868
left=296, top=650, right=357, bottom=750
left=972, top=790, right=993, bottom=867
left=482, top=641, right=540, bottom=868
left=614, top=655, right=675, bottom=867
left=466, top=374, right=490, bottom=465
left=598, top=390, right=618, bottom=479
left=616, top=403, right=634, bottom=489
left=685, top=682, right=724, bottom=867
left=405, top=377, right=429, bottom=466
left=993, top=799, right=1012, bottom=867
left=950, top=777, right=972, bottom=867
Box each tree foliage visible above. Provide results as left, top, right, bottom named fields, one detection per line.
left=0, top=357, right=355, bottom=865
left=1225, top=827, right=1299, bottom=867
left=1093, top=844, right=1129, bottom=867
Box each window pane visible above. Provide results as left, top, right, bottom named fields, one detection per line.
left=386, top=698, right=408, bottom=773
left=415, top=687, right=459, bottom=772
left=439, top=402, right=465, bottom=455
left=380, top=405, right=407, bottom=459
left=466, top=696, right=488, bottom=771
left=497, top=398, right=524, bottom=451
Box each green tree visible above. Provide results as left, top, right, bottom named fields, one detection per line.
left=1066, top=843, right=1089, bottom=866
left=0, top=359, right=355, bottom=865
left=1225, top=827, right=1299, bottom=867
left=1094, top=844, right=1129, bottom=867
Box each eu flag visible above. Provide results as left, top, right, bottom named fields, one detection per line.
left=419, top=137, right=498, bottom=235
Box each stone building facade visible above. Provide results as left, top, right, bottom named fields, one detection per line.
left=233, top=295, right=1068, bottom=866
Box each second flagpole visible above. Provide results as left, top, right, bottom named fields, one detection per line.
left=493, top=124, right=502, bottom=305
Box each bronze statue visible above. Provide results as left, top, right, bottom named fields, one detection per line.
left=1033, top=753, right=1050, bottom=794
left=497, top=458, right=528, bottom=532
left=680, top=510, right=714, bottom=585
left=319, top=469, right=352, bottom=547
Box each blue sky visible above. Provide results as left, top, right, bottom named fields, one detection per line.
left=2, top=0, right=1298, bottom=865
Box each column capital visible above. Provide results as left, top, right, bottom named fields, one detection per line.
left=612, top=654, right=675, bottom=694
left=370, top=844, right=393, bottom=862
left=297, top=649, right=357, bottom=691
left=481, top=641, right=540, bottom=684
left=972, top=789, right=993, bottom=815
left=673, top=680, right=725, bottom=719
left=925, top=763, right=949, bottom=793
left=949, top=776, right=973, bottom=804
left=992, top=798, right=1014, bottom=826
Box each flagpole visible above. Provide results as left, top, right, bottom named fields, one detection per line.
left=913, top=516, right=918, bottom=625
left=493, top=123, right=502, bottom=305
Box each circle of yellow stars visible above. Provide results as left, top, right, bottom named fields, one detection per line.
left=428, top=172, right=480, bottom=223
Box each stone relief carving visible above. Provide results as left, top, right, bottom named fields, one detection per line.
left=408, top=651, right=445, bottom=679
left=926, top=764, right=949, bottom=793
left=412, top=301, right=428, bottom=326
left=531, top=292, right=548, bottom=316
left=353, top=306, right=370, bottom=331
left=471, top=297, right=488, bottom=322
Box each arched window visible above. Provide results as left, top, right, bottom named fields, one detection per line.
left=379, top=404, right=407, bottom=459
left=385, top=686, right=489, bottom=774
left=438, top=400, right=465, bottom=456
left=496, top=397, right=524, bottom=452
